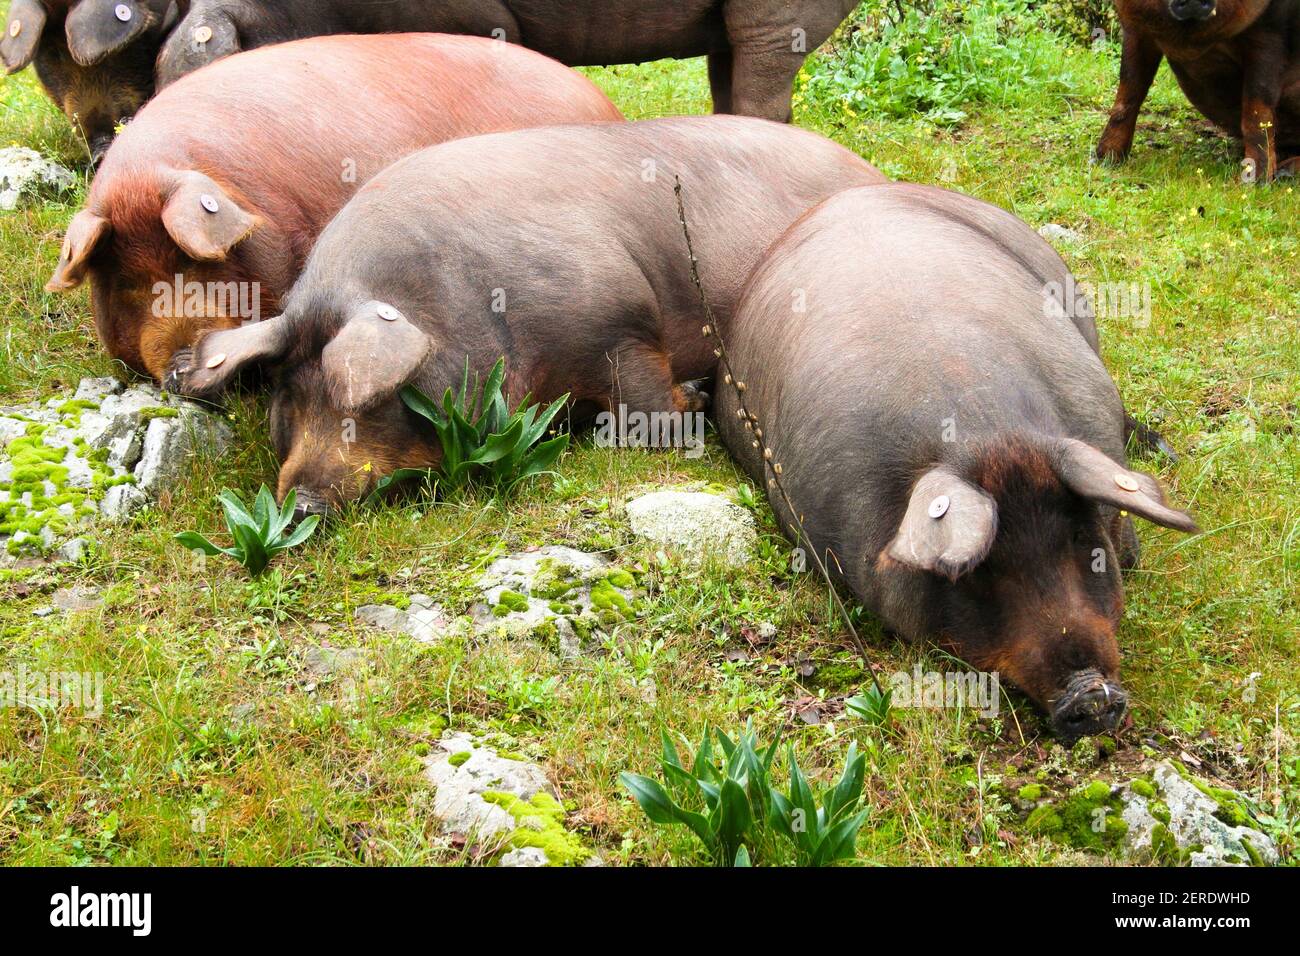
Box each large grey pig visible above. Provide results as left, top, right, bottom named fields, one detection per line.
left=159, top=0, right=859, bottom=121
left=43, top=33, right=624, bottom=381
left=167, top=116, right=884, bottom=511
left=715, top=183, right=1197, bottom=740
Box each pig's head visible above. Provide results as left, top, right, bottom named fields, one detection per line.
left=46, top=166, right=291, bottom=379
left=1121, top=0, right=1270, bottom=38
left=166, top=299, right=441, bottom=519
left=876, top=435, right=1196, bottom=740
left=3, top=0, right=161, bottom=160
left=63, top=0, right=177, bottom=67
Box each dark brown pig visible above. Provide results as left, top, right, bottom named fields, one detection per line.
left=1, top=0, right=168, bottom=159
left=1097, top=0, right=1300, bottom=180
left=159, top=0, right=860, bottom=122
left=166, top=116, right=884, bottom=512
left=43, top=33, right=624, bottom=380
left=715, top=183, right=1197, bottom=739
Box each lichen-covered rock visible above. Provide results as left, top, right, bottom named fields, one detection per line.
left=1120, top=761, right=1277, bottom=867
left=0, top=146, right=75, bottom=211
left=422, top=731, right=594, bottom=866
left=624, top=489, right=756, bottom=566
left=1037, top=222, right=1085, bottom=246
left=354, top=593, right=451, bottom=644
left=0, top=378, right=230, bottom=559
left=471, top=545, right=641, bottom=654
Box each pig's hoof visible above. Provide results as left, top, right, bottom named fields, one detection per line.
left=679, top=380, right=711, bottom=413
left=163, top=348, right=206, bottom=398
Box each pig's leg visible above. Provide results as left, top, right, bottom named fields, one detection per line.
left=606, top=342, right=707, bottom=416
left=1240, top=34, right=1287, bottom=182
left=707, top=50, right=734, bottom=114
left=726, top=45, right=798, bottom=123
left=1095, top=27, right=1162, bottom=163
left=1278, top=156, right=1300, bottom=178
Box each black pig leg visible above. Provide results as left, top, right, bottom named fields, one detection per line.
left=606, top=341, right=704, bottom=416
left=1096, top=27, right=1162, bottom=163
left=1241, top=34, right=1286, bottom=182
left=708, top=50, right=734, bottom=114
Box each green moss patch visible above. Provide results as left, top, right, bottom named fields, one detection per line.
left=482, top=790, right=590, bottom=866
left=1023, top=779, right=1127, bottom=853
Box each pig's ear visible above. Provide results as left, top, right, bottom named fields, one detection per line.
left=322, top=302, right=433, bottom=412
left=171, top=314, right=291, bottom=397
left=45, top=209, right=111, bottom=291
left=65, top=0, right=154, bottom=66
left=1, top=0, right=47, bottom=74
left=161, top=170, right=259, bottom=261
left=883, top=468, right=999, bottom=582
left=156, top=8, right=240, bottom=87
left=1052, top=438, right=1198, bottom=532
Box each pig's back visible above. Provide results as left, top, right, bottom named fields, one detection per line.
left=95, top=34, right=621, bottom=233
left=326, top=116, right=883, bottom=377
left=716, top=183, right=1126, bottom=567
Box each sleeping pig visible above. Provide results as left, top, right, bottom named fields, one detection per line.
left=1, top=0, right=172, bottom=160
left=1096, top=0, right=1300, bottom=181
left=43, top=32, right=624, bottom=380
left=166, top=116, right=885, bottom=513
left=158, top=0, right=860, bottom=122
left=714, top=183, right=1197, bottom=739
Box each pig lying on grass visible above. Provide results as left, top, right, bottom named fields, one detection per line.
left=715, top=183, right=1197, bottom=740
left=1097, top=0, right=1300, bottom=181
left=167, top=116, right=884, bottom=514
left=43, top=33, right=623, bottom=381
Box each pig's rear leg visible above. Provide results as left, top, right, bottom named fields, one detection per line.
left=708, top=51, right=734, bottom=114
left=606, top=342, right=706, bottom=416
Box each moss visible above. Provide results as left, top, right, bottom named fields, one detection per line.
left=1242, top=838, right=1265, bottom=867
left=530, top=619, right=560, bottom=650
left=813, top=661, right=866, bottom=693
left=548, top=601, right=573, bottom=615
left=56, top=398, right=98, bottom=417
left=1149, top=822, right=1184, bottom=865
left=1129, top=777, right=1156, bottom=799
left=496, top=590, right=530, bottom=613
left=1018, top=783, right=1046, bottom=802
left=481, top=790, right=590, bottom=866
left=1149, top=799, right=1171, bottom=825
left=138, top=406, right=180, bottom=421
left=589, top=577, right=635, bottom=620
left=1083, top=780, right=1112, bottom=801
left=605, top=568, right=636, bottom=589
left=448, top=751, right=471, bottom=767
left=530, top=558, right=580, bottom=600
left=1172, top=761, right=1255, bottom=828
left=1023, top=781, right=1127, bottom=853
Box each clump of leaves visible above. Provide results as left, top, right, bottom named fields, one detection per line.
left=846, top=684, right=894, bottom=726
left=371, top=358, right=568, bottom=497
left=620, top=721, right=868, bottom=866
left=174, top=485, right=319, bottom=576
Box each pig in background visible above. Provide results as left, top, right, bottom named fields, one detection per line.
left=167, top=116, right=885, bottom=516
left=1, top=0, right=174, bottom=160
left=160, top=0, right=859, bottom=122
left=43, top=33, right=624, bottom=381
left=1097, top=0, right=1300, bottom=181
left=715, top=183, right=1197, bottom=740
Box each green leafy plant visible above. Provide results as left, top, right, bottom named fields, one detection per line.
left=371, top=357, right=569, bottom=497
left=846, top=684, right=895, bottom=726
left=620, top=721, right=868, bottom=866
left=174, top=485, right=319, bottom=576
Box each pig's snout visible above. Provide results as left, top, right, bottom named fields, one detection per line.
left=289, top=488, right=331, bottom=526
left=89, top=136, right=114, bottom=167
left=1168, top=0, right=1217, bottom=22
left=1051, top=670, right=1127, bottom=741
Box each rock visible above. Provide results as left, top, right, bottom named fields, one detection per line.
left=625, top=489, right=757, bottom=566
left=1037, top=223, right=1086, bottom=245
left=135, top=411, right=231, bottom=495
left=423, top=732, right=557, bottom=843
left=302, top=646, right=368, bottom=680
left=1121, top=761, right=1277, bottom=867
left=33, top=606, right=55, bottom=618
left=0, top=146, right=75, bottom=211
left=499, top=847, right=549, bottom=867
left=100, top=483, right=148, bottom=520
left=73, top=378, right=124, bottom=403
left=56, top=537, right=89, bottom=563
left=51, top=585, right=102, bottom=612
left=471, top=545, right=639, bottom=653
left=354, top=593, right=451, bottom=644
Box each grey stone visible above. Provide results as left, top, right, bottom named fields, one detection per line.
left=73, top=378, right=123, bottom=403
left=57, top=537, right=89, bottom=563
left=33, top=606, right=55, bottom=618
left=302, top=646, right=368, bottom=680
left=423, top=731, right=559, bottom=845
left=51, top=585, right=102, bottom=612
left=100, top=483, right=147, bottom=520
left=1121, top=761, right=1277, bottom=867
left=354, top=594, right=452, bottom=644
left=0, top=146, right=75, bottom=210
left=499, top=847, right=549, bottom=867
left=625, top=489, right=757, bottom=566
left=1037, top=223, right=1086, bottom=245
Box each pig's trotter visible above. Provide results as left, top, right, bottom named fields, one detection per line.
left=1123, top=412, right=1179, bottom=463
left=163, top=347, right=195, bottom=395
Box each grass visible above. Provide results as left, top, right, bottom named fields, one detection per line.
left=0, top=2, right=1296, bottom=865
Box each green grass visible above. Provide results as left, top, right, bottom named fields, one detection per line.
left=0, top=2, right=1297, bottom=865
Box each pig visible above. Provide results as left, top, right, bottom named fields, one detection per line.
left=43, top=33, right=625, bottom=381
left=714, top=183, right=1197, bottom=739
left=1, top=0, right=170, bottom=160
left=1096, top=0, right=1300, bottom=181
left=165, top=116, right=885, bottom=513
left=158, top=0, right=860, bottom=122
